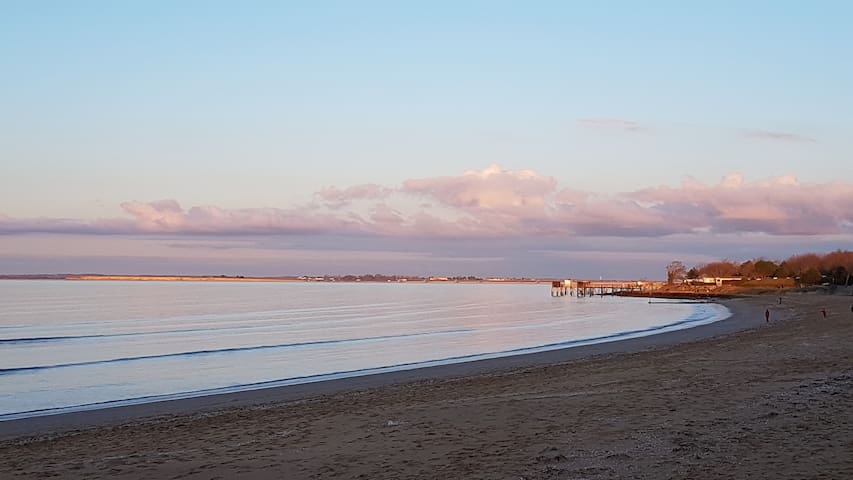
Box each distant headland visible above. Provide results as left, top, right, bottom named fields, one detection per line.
left=0, top=274, right=546, bottom=284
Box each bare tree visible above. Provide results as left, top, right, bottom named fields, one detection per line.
left=666, top=260, right=686, bottom=285
left=753, top=259, right=779, bottom=278
left=784, top=253, right=821, bottom=277
left=698, top=260, right=738, bottom=278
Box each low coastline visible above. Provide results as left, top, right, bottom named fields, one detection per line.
left=2, top=291, right=851, bottom=478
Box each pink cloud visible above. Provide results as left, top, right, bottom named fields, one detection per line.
left=2, top=166, right=851, bottom=239
left=120, top=200, right=185, bottom=231
left=556, top=198, right=689, bottom=237
left=401, top=165, right=698, bottom=236
left=0, top=216, right=94, bottom=234
left=369, top=204, right=404, bottom=225
left=406, top=211, right=476, bottom=237
left=629, top=174, right=853, bottom=235
left=315, top=183, right=391, bottom=208
left=743, top=129, right=817, bottom=143
left=554, top=187, right=591, bottom=207
left=403, top=163, right=556, bottom=213
left=368, top=203, right=408, bottom=234
left=117, top=200, right=365, bottom=234
left=0, top=202, right=364, bottom=235
left=401, top=164, right=562, bottom=236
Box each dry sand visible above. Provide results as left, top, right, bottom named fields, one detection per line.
left=1, top=291, right=851, bottom=479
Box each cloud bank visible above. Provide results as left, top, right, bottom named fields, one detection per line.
left=2, top=165, right=852, bottom=239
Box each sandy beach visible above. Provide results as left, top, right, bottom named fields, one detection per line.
left=1, top=291, right=851, bottom=479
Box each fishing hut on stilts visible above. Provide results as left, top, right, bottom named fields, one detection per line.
left=550, top=279, right=572, bottom=297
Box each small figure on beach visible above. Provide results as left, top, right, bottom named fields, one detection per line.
left=779, top=296, right=782, bottom=304
left=765, top=309, right=770, bottom=323
left=821, top=308, right=827, bottom=318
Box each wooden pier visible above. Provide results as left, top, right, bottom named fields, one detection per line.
left=550, top=280, right=571, bottom=296
left=551, top=279, right=661, bottom=297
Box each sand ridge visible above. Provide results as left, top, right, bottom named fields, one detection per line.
left=1, top=292, right=851, bottom=479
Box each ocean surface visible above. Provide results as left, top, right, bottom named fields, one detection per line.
left=0, top=280, right=730, bottom=420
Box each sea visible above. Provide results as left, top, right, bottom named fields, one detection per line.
left=0, top=280, right=730, bottom=420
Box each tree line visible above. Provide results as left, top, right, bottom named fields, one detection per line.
left=666, top=250, right=853, bottom=286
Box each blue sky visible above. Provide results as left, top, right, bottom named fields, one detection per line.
left=1, top=1, right=851, bottom=278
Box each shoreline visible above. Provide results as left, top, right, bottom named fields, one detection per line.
left=2, top=291, right=850, bottom=478
left=1, top=296, right=754, bottom=440
left=0, top=275, right=550, bottom=284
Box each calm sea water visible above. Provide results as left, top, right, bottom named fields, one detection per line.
left=0, top=280, right=730, bottom=419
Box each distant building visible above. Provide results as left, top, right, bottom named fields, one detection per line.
left=685, top=277, right=743, bottom=287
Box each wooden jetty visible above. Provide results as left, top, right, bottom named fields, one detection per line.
left=550, top=280, right=572, bottom=296
left=551, top=279, right=661, bottom=297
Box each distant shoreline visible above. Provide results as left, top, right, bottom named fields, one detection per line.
left=69, top=275, right=310, bottom=282
left=0, top=274, right=552, bottom=284
left=1, top=275, right=802, bottom=299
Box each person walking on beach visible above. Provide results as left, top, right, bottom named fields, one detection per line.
left=765, top=309, right=770, bottom=323
left=821, top=308, right=827, bottom=318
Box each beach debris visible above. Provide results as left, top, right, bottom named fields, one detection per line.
left=385, top=420, right=399, bottom=427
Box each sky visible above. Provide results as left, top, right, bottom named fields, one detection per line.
left=1, top=1, right=851, bottom=279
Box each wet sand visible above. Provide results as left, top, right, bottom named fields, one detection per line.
left=1, top=291, right=851, bottom=479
